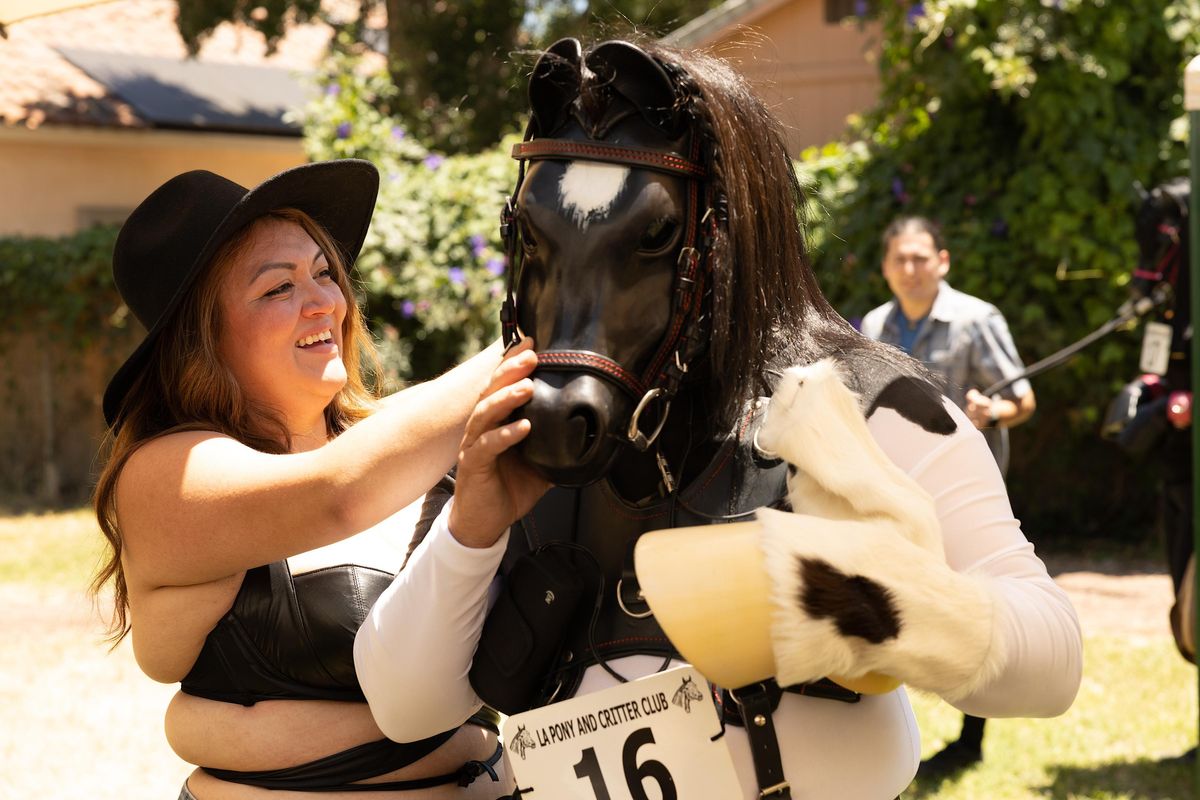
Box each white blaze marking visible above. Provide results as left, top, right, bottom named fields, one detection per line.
left=558, top=162, right=629, bottom=230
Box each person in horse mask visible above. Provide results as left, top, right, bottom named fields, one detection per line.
left=91, top=161, right=549, bottom=799
left=356, top=41, right=1080, bottom=800
left=861, top=215, right=1038, bottom=775
left=1105, top=177, right=1196, bottom=761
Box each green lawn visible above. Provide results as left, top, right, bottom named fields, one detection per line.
left=908, top=637, right=1196, bottom=799
left=0, top=506, right=105, bottom=587
left=1, top=509, right=1196, bottom=799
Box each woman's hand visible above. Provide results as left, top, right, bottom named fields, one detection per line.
left=449, top=338, right=551, bottom=548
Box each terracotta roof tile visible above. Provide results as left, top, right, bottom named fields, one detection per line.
left=0, top=0, right=345, bottom=130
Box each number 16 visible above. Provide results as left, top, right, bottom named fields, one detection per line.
left=572, top=727, right=678, bottom=800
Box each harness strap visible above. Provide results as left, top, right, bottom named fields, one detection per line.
left=729, top=684, right=792, bottom=799
left=512, top=140, right=706, bottom=178
left=1135, top=239, right=1181, bottom=285
left=535, top=350, right=649, bottom=399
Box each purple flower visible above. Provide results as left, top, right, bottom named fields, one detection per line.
left=391, top=126, right=406, bottom=140
left=335, top=121, right=352, bottom=139
left=400, top=300, right=416, bottom=318
left=485, top=256, right=505, bottom=276
left=423, top=154, right=445, bottom=170
left=990, top=218, right=1009, bottom=238
left=325, top=84, right=341, bottom=97
left=906, top=2, right=925, bottom=25
left=470, top=234, right=488, bottom=257
left=853, top=0, right=868, bottom=17
left=891, top=177, right=906, bottom=199
left=448, top=267, right=466, bottom=286
left=848, top=315, right=863, bottom=332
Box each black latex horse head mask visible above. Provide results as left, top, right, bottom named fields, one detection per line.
left=1133, top=177, right=1189, bottom=302
left=1132, top=178, right=1191, bottom=346
left=500, top=39, right=715, bottom=487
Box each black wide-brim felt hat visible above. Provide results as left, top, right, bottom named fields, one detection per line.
left=102, top=159, right=380, bottom=429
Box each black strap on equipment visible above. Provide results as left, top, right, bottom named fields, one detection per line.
left=729, top=683, right=792, bottom=799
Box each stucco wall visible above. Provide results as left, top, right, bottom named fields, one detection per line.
left=0, top=126, right=305, bottom=236
left=704, top=0, right=880, bottom=155
left=0, top=127, right=306, bottom=502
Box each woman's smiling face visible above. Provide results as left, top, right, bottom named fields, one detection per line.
left=216, top=217, right=349, bottom=427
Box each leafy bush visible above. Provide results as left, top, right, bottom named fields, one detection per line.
left=298, top=48, right=517, bottom=384
left=798, top=1, right=1200, bottom=538
left=0, top=224, right=125, bottom=349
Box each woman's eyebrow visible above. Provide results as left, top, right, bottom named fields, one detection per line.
left=248, top=247, right=325, bottom=284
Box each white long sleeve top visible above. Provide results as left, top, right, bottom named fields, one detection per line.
left=355, top=399, right=1082, bottom=799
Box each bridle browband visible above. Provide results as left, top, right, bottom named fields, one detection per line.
left=510, top=140, right=707, bottom=179
left=500, top=131, right=718, bottom=453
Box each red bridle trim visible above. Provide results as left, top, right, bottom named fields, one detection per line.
left=535, top=351, right=649, bottom=399
left=512, top=140, right=706, bottom=179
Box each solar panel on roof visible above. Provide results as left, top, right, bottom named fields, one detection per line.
left=57, top=47, right=309, bottom=135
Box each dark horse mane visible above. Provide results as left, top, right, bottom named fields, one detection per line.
left=556, top=39, right=920, bottom=427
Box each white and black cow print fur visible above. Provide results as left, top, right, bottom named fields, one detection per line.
left=755, top=358, right=1008, bottom=702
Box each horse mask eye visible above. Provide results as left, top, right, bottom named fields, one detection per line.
left=640, top=218, right=679, bottom=253
left=518, top=218, right=538, bottom=256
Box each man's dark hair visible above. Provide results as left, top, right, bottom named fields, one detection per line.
left=882, top=216, right=946, bottom=252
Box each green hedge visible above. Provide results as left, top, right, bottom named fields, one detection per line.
left=296, top=46, right=514, bottom=384
left=12, top=4, right=1200, bottom=539
left=797, top=0, right=1199, bottom=541
left=0, top=224, right=126, bottom=349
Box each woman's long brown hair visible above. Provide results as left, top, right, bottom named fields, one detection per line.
left=91, top=208, right=379, bottom=644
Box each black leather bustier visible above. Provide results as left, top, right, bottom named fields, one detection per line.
left=503, top=400, right=789, bottom=704
left=181, top=560, right=393, bottom=706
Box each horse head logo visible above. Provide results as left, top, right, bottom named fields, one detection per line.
left=672, top=675, right=705, bottom=713
left=508, top=724, right=538, bottom=761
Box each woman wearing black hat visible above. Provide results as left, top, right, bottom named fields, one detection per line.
left=91, top=160, right=549, bottom=798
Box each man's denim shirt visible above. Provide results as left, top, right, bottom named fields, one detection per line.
left=861, top=281, right=1032, bottom=475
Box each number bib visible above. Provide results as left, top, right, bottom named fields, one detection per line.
left=502, top=666, right=742, bottom=799
left=1140, top=321, right=1173, bottom=376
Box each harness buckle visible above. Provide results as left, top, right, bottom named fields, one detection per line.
left=758, top=781, right=791, bottom=798
left=500, top=196, right=516, bottom=243
left=615, top=577, right=654, bottom=619
left=627, top=388, right=670, bottom=451
left=677, top=246, right=700, bottom=271
left=674, top=350, right=688, bottom=374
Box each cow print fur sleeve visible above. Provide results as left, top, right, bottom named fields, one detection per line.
left=754, top=359, right=1013, bottom=701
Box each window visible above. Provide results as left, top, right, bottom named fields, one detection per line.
left=825, top=0, right=876, bottom=24
left=77, top=206, right=132, bottom=229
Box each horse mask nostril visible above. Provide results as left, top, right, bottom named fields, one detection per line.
left=567, top=405, right=600, bottom=459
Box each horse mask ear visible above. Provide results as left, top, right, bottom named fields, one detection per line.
left=529, top=38, right=583, bottom=138
left=587, top=40, right=681, bottom=136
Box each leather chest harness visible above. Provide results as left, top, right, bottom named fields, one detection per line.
left=480, top=402, right=861, bottom=800
left=506, top=400, right=786, bottom=703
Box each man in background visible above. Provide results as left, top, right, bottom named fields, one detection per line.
left=861, top=215, right=1037, bottom=775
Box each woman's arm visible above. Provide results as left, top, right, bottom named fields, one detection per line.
left=118, top=339, right=531, bottom=589
left=355, top=503, right=503, bottom=741
left=356, top=349, right=551, bottom=741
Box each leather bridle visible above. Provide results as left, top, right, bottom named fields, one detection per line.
left=499, top=134, right=717, bottom=452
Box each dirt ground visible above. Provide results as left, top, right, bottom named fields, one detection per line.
left=0, top=555, right=1179, bottom=800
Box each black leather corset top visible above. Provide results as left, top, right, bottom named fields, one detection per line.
left=181, top=560, right=393, bottom=706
